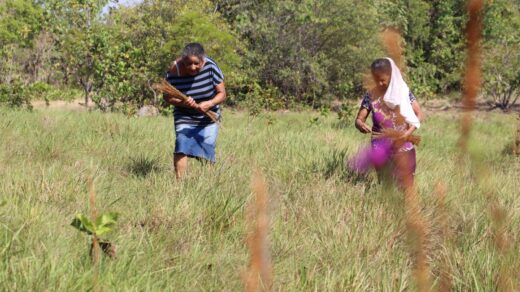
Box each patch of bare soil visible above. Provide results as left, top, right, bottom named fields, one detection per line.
left=423, top=99, right=519, bottom=114
left=31, top=99, right=93, bottom=111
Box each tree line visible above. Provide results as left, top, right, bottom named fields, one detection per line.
left=0, top=0, right=518, bottom=111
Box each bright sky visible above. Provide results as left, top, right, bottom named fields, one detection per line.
left=102, top=0, right=143, bottom=14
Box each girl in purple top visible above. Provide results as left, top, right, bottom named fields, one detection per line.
left=353, top=58, right=424, bottom=186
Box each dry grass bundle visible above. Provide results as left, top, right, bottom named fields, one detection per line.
left=380, top=27, right=405, bottom=72
left=362, top=72, right=376, bottom=92
left=394, top=156, right=433, bottom=291
left=363, top=28, right=405, bottom=90
left=459, top=1, right=516, bottom=289
left=374, top=128, right=421, bottom=146
left=244, top=170, right=272, bottom=292
left=154, top=80, right=219, bottom=123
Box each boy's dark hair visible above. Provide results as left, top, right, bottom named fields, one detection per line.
left=371, top=58, right=391, bottom=74
left=182, top=43, right=205, bottom=60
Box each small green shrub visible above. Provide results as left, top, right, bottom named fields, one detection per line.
left=336, top=103, right=356, bottom=128
left=71, top=212, right=119, bottom=237
left=0, top=82, right=33, bottom=110
left=71, top=212, right=119, bottom=258
left=128, top=155, right=161, bottom=177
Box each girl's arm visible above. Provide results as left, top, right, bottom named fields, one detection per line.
left=355, top=107, right=372, bottom=134
left=402, top=125, right=417, bottom=139
left=412, top=100, right=424, bottom=121
left=400, top=100, right=423, bottom=139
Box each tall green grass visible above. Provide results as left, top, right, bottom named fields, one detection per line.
left=0, top=108, right=518, bottom=290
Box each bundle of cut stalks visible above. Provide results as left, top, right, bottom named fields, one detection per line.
left=154, top=79, right=219, bottom=123
left=375, top=128, right=421, bottom=146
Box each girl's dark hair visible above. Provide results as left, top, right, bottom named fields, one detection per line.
left=182, top=43, right=205, bottom=60
left=371, top=58, right=391, bottom=74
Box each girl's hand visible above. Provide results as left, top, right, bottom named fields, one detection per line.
left=402, top=126, right=416, bottom=140
left=395, top=126, right=416, bottom=141
left=398, top=133, right=409, bottom=141
left=355, top=119, right=372, bottom=134
left=198, top=100, right=215, bottom=113
left=371, top=131, right=383, bottom=138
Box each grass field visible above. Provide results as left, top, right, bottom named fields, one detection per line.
left=1, top=108, right=519, bottom=291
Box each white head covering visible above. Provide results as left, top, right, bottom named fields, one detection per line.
left=383, top=57, right=420, bottom=129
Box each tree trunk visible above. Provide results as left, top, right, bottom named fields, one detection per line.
left=84, top=92, right=90, bottom=107
left=80, top=78, right=92, bottom=107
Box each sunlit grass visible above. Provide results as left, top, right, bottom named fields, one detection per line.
left=0, top=108, right=518, bottom=290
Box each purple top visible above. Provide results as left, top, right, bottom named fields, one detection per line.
left=361, top=91, right=417, bottom=152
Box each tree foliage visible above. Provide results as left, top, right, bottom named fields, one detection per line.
left=482, top=0, right=520, bottom=110
left=216, top=0, right=382, bottom=108
left=98, top=0, right=243, bottom=109
left=0, top=0, right=519, bottom=110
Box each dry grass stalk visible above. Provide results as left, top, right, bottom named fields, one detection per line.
left=490, top=204, right=514, bottom=291
left=435, top=182, right=453, bottom=292
left=380, top=27, right=405, bottom=72
left=88, top=177, right=101, bottom=264
left=404, top=190, right=432, bottom=291
left=362, top=72, right=376, bottom=92
left=88, top=176, right=100, bottom=292
left=394, top=147, right=432, bottom=291
left=363, top=27, right=406, bottom=90
left=490, top=206, right=510, bottom=253
left=459, top=0, right=483, bottom=152
left=460, top=2, right=514, bottom=289
left=378, top=26, right=432, bottom=290
left=154, top=79, right=219, bottom=123
left=514, top=113, right=520, bottom=155
left=244, top=171, right=272, bottom=292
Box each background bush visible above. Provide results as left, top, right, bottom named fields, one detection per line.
left=0, top=0, right=518, bottom=110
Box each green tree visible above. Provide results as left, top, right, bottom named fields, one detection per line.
left=482, top=0, right=520, bottom=110
left=32, top=0, right=111, bottom=106
left=100, top=0, right=243, bottom=109
left=0, top=0, right=43, bottom=48
left=0, top=0, right=45, bottom=84
left=376, top=0, right=467, bottom=97
left=215, top=0, right=381, bottom=107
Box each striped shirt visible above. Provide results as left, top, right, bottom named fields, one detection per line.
left=166, top=57, right=224, bottom=125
